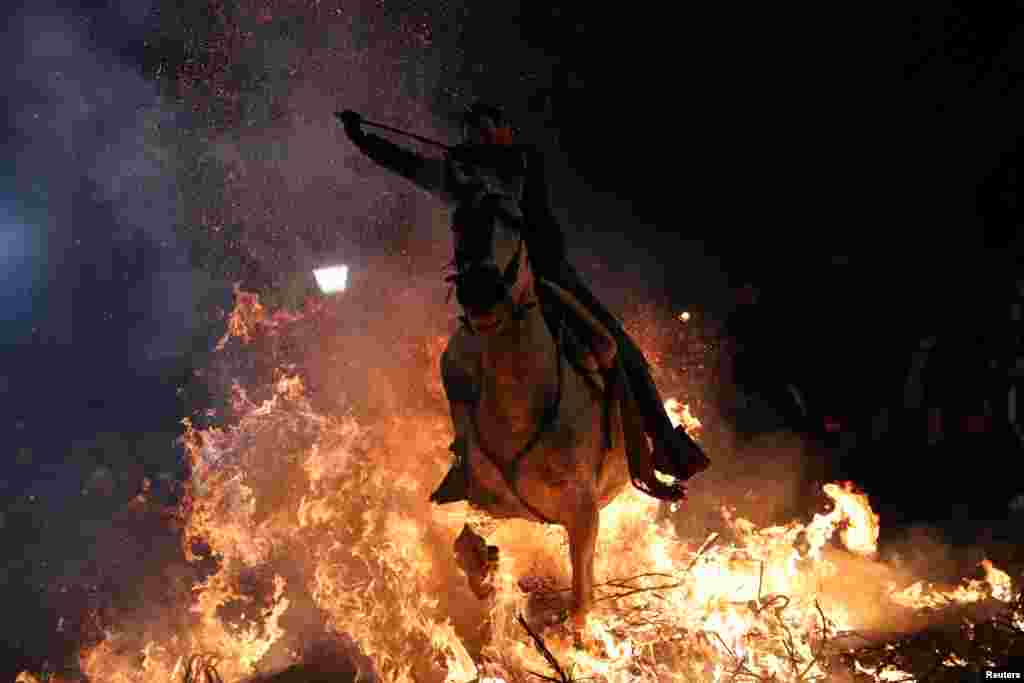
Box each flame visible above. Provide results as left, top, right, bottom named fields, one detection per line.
left=216, top=284, right=267, bottom=350
left=26, top=286, right=1021, bottom=683
left=890, top=558, right=1016, bottom=609
left=807, top=482, right=880, bottom=558
left=664, top=397, right=702, bottom=435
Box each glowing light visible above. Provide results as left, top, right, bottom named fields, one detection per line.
left=678, top=311, right=691, bottom=322
left=313, top=264, right=349, bottom=294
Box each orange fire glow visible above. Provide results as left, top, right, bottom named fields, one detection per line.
left=23, top=290, right=1020, bottom=683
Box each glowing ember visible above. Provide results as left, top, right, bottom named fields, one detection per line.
left=313, top=264, right=349, bottom=294
left=678, top=311, right=691, bottom=322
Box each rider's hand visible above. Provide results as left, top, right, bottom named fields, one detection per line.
left=337, top=110, right=364, bottom=139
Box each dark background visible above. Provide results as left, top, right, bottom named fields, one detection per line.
left=1, top=0, right=1021, bottom=678
left=508, top=2, right=1023, bottom=527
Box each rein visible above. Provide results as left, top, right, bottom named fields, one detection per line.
left=469, top=322, right=564, bottom=525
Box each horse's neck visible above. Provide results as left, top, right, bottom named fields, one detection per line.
left=482, top=306, right=555, bottom=373
left=478, top=307, right=558, bottom=428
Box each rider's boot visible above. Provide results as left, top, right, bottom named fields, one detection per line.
left=618, top=334, right=711, bottom=481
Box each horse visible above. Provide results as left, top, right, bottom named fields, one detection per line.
left=433, top=195, right=684, bottom=643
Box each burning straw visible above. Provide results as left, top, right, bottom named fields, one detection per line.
left=843, top=572, right=1024, bottom=682
left=17, top=288, right=1024, bottom=683
left=500, top=564, right=1024, bottom=683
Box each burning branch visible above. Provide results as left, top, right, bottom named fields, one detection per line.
left=593, top=573, right=684, bottom=605
left=516, top=615, right=575, bottom=683
left=183, top=654, right=225, bottom=683
left=699, top=573, right=842, bottom=682
left=834, top=583, right=1024, bottom=682
left=704, top=630, right=765, bottom=681
left=535, top=533, right=721, bottom=606
left=686, top=532, right=720, bottom=573
left=845, top=588, right=1024, bottom=682
left=517, top=531, right=847, bottom=681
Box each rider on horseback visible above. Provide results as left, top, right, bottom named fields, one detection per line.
left=339, top=102, right=709, bottom=498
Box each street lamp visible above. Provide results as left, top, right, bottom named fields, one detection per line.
left=313, top=264, right=349, bottom=294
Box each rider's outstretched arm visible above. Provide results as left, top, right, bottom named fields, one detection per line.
left=347, top=129, right=455, bottom=204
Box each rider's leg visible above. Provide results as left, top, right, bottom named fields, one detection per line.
left=546, top=261, right=708, bottom=479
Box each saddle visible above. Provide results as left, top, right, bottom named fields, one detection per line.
left=537, top=278, right=615, bottom=392
left=536, top=279, right=687, bottom=500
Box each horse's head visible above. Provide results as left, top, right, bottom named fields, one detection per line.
left=447, top=195, right=536, bottom=336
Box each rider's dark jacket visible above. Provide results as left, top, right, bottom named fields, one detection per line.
left=347, top=131, right=567, bottom=280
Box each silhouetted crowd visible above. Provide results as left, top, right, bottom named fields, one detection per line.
left=719, top=273, right=1024, bottom=534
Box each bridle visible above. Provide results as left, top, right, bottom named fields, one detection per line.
left=445, top=219, right=537, bottom=335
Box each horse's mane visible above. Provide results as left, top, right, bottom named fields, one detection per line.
left=451, top=195, right=523, bottom=270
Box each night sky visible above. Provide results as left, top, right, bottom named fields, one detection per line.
left=0, top=0, right=1021, bottom=676
left=1, top=1, right=223, bottom=458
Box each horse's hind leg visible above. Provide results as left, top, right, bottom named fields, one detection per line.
left=567, top=495, right=599, bottom=645
left=454, top=524, right=499, bottom=599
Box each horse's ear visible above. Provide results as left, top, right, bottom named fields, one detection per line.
left=502, top=238, right=524, bottom=284
left=519, top=239, right=533, bottom=279
left=520, top=247, right=535, bottom=295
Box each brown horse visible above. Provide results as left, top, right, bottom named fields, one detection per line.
left=434, top=196, right=654, bottom=640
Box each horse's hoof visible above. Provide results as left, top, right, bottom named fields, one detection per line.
left=455, top=525, right=498, bottom=600
left=570, top=610, right=589, bottom=645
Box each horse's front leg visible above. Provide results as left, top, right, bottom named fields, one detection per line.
left=567, top=492, right=599, bottom=646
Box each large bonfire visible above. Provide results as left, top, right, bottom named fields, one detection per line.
left=19, top=284, right=1023, bottom=683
